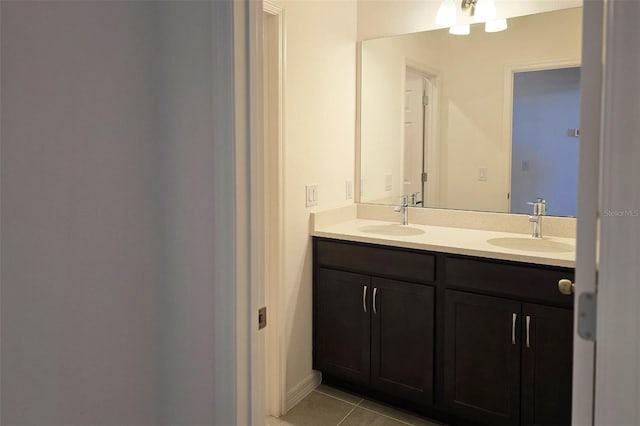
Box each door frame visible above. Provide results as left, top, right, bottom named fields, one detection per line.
left=502, top=58, right=580, bottom=214
left=400, top=58, right=440, bottom=207
left=262, top=0, right=287, bottom=418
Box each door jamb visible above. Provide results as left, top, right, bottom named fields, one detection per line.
left=262, top=0, right=287, bottom=418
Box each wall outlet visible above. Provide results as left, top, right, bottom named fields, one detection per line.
left=385, top=174, right=393, bottom=191
left=478, top=167, right=488, bottom=182
left=305, top=184, right=318, bottom=207
left=345, top=180, right=353, bottom=200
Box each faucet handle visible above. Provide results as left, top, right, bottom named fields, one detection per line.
left=527, top=198, right=546, bottom=215
left=409, top=192, right=421, bottom=206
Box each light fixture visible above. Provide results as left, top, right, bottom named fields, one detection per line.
left=436, top=0, right=457, bottom=26
left=485, top=18, right=508, bottom=32
left=449, top=24, right=471, bottom=35
left=436, top=0, right=507, bottom=36
left=474, top=0, right=497, bottom=22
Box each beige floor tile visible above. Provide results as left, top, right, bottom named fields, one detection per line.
left=339, top=407, right=408, bottom=426
left=280, top=391, right=354, bottom=426
left=315, top=384, right=363, bottom=405
left=358, top=399, right=443, bottom=426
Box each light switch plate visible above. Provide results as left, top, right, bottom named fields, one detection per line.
left=385, top=174, right=393, bottom=191
left=306, top=184, right=318, bottom=207
left=345, top=180, right=353, bottom=200
left=478, top=167, right=488, bottom=181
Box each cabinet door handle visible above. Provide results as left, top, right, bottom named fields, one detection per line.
left=526, top=315, right=531, bottom=348
left=373, top=287, right=378, bottom=314
left=363, top=286, right=368, bottom=313
left=512, top=313, right=517, bottom=345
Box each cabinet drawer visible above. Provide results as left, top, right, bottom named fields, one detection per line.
left=315, top=238, right=435, bottom=284
left=445, top=256, right=574, bottom=308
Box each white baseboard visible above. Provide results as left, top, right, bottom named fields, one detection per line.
left=285, top=371, right=321, bottom=412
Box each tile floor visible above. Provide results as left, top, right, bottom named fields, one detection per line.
left=267, top=384, right=444, bottom=426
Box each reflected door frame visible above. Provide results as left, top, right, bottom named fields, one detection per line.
left=502, top=58, right=580, bottom=214
left=401, top=57, right=440, bottom=207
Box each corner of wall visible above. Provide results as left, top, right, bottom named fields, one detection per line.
left=285, top=371, right=322, bottom=412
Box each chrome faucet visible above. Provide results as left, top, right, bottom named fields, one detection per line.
left=528, top=198, right=546, bottom=238
left=394, top=195, right=409, bottom=225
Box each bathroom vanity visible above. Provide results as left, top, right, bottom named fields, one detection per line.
left=312, top=213, right=575, bottom=426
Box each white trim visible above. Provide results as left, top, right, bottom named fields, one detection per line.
left=263, top=0, right=282, bottom=16
left=285, top=372, right=322, bottom=411
left=502, top=58, right=580, bottom=213
left=263, top=0, right=287, bottom=418
left=248, top=0, right=265, bottom=423
left=355, top=42, right=363, bottom=202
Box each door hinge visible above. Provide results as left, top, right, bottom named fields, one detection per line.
left=258, top=306, right=267, bottom=330
left=422, top=172, right=428, bottom=182
left=577, top=292, right=597, bottom=341
left=422, top=94, right=429, bottom=106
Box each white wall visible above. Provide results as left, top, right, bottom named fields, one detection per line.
left=1, top=2, right=239, bottom=424
left=277, top=0, right=357, bottom=402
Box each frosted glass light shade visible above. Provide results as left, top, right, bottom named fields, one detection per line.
left=485, top=18, right=508, bottom=32
left=449, top=24, right=471, bottom=35
left=474, top=0, right=497, bottom=22
left=436, top=0, right=457, bottom=26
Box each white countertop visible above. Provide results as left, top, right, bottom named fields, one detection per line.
left=311, top=218, right=576, bottom=268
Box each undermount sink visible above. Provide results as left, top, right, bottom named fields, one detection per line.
left=486, top=237, right=574, bottom=253
left=358, top=224, right=425, bottom=236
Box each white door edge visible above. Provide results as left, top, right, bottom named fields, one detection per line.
left=572, top=1, right=603, bottom=425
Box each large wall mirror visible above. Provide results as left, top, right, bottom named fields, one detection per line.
left=358, top=7, right=582, bottom=217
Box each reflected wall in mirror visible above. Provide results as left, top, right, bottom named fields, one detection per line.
left=359, top=7, right=582, bottom=216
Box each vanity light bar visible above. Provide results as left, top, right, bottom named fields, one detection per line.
left=437, top=0, right=507, bottom=35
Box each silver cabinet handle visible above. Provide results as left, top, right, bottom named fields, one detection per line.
left=512, top=313, right=517, bottom=345
left=363, top=286, right=367, bottom=313
left=526, top=315, right=531, bottom=348
left=373, top=287, right=378, bottom=314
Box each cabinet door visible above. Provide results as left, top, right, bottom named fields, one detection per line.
left=314, top=268, right=371, bottom=385
left=521, top=304, right=573, bottom=426
left=443, top=290, right=521, bottom=425
left=371, top=278, right=434, bottom=404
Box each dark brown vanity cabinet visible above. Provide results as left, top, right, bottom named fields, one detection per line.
left=314, top=268, right=371, bottom=386
left=370, top=277, right=434, bottom=404
left=520, top=303, right=573, bottom=426
left=443, top=291, right=522, bottom=425
left=443, top=257, right=574, bottom=426
left=443, top=292, right=573, bottom=426
left=313, top=239, right=435, bottom=405
left=313, top=237, right=574, bottom=425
